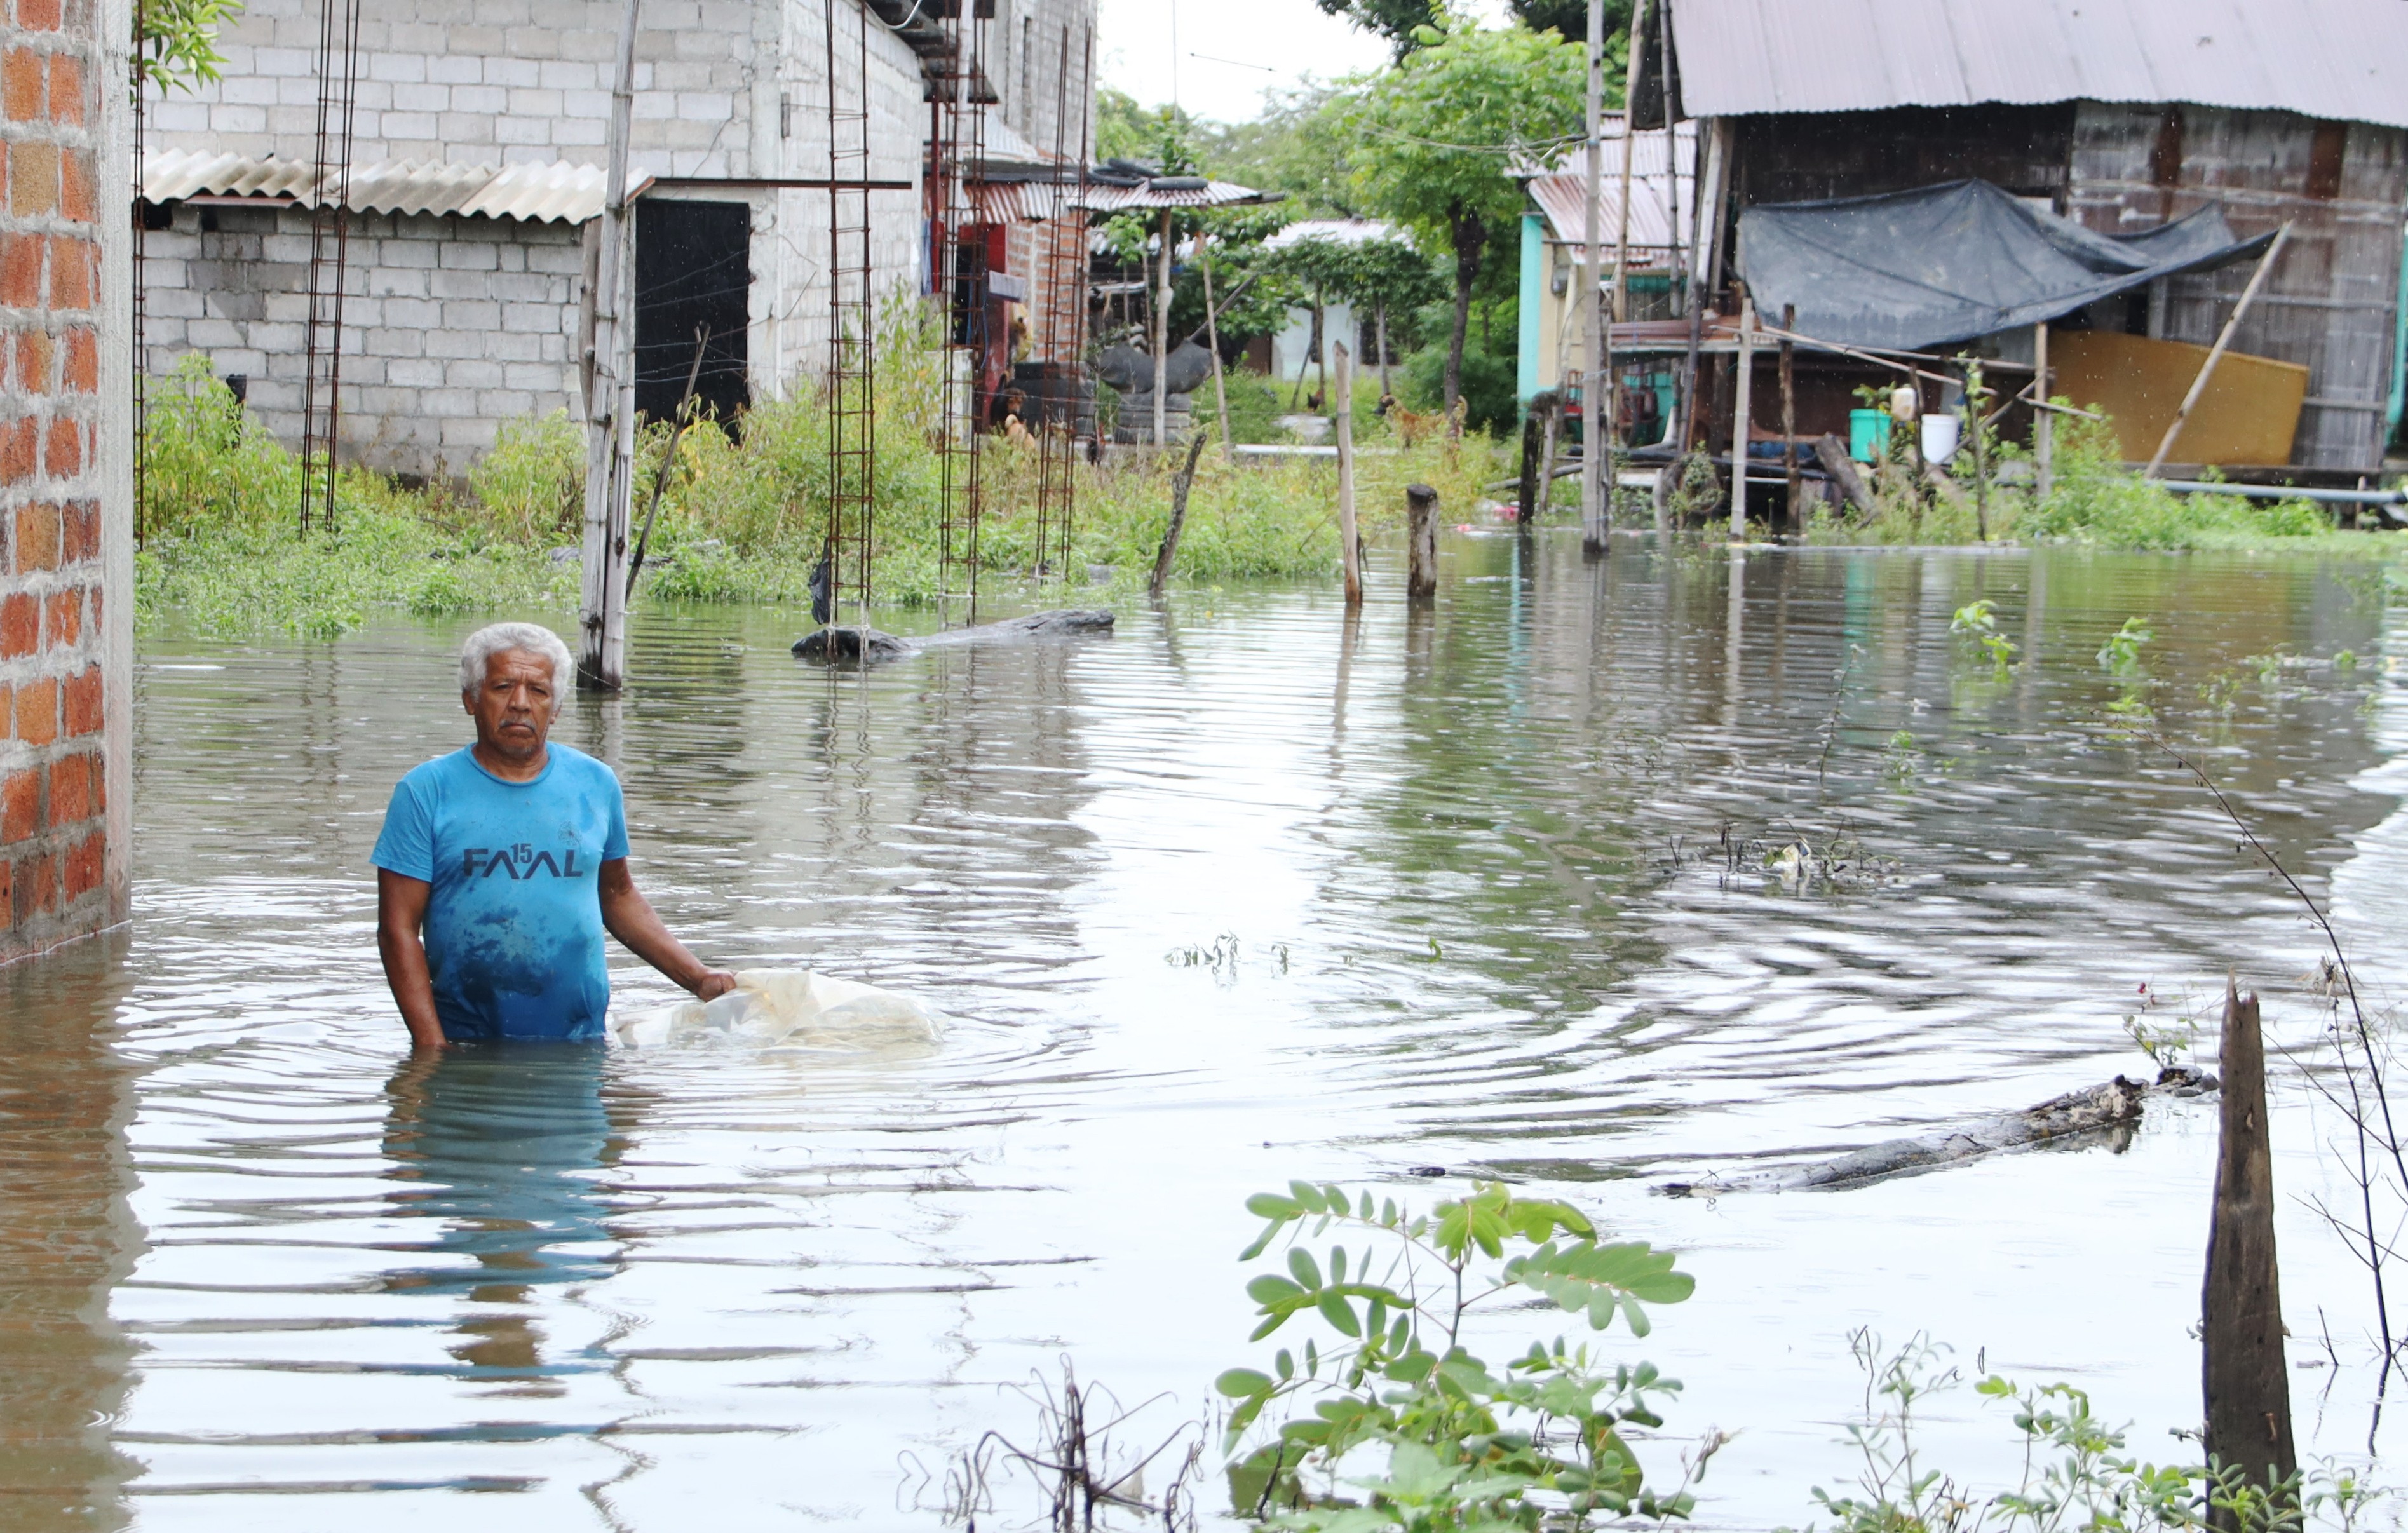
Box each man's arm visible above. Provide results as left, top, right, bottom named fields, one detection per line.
left=376, top=869, right=449, bottom=1052
left=598, top=858, right=736, bottom=999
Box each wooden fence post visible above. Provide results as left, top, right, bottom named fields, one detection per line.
left=1517, top=409, right=1543, bottom=525
left=1335, top=342, right=1361, bottom=607
left=2203, top=976, right=2296, bottom=1513
left=1407, top=483, right=1438, bottom=602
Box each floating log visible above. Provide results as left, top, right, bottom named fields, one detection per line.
left=1660, top=1065, right=2216, bottom=1196
left=792, top=609, right=1114, bottom=666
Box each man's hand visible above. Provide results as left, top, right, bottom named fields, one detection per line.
left=598, top=858, right=734, bottom=1001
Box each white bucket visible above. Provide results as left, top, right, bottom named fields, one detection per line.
left=1920, top=413, right=1963, bottom=464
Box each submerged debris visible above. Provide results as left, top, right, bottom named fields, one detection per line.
left=1660, top=1065, right=2218, bottom=1197
left=792, top=609, right=1116, bottom=666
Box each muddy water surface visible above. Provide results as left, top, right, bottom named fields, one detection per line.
left=7, top=535, right=2406, bottom=1530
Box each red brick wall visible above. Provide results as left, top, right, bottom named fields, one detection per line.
left=0, top=0, right=109, bottom=961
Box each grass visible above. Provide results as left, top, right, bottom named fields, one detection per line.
left=1784, top=414, right=2408, bottom=557
left=135, top=332, right=1509, bottom=638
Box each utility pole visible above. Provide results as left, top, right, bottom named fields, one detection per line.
left=578, top=0, right=640, bottom=689
left=1579, top=0, right=1607, bottom=553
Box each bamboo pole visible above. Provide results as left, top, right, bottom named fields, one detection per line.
left=1579, top=0, right=1606, bottom=553
left=577, top=0, right=640, bottom=689
left=1729, top=295, right=1754, bottom=539
left=2147, top=224, right=2293, bottom=476
left=1779, top=301, right=1798, bottom=527
left=1198, top=231, right=1231, bottom=463
left=1336, top=341, right=1360, bottom=607
left=1153, top=207, right=1173, bottom=448
left=2034, top=321, right=2053, bottom=499
left=1610, top=0, right=1648, bottom=323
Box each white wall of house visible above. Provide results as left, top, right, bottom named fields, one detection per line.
left=140, top=0, right=1045, bottom=469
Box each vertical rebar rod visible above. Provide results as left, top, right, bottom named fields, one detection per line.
left=132, top=5, right=146, bottom=546
left=824, top=0, right=876, bottom=625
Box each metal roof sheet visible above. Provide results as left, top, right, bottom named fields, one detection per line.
left=1668, top=0, right=2408, bottom=130
left=1074, top=178, right=1272, bottom=212
left=1263, top=218, right=1404, bottom=250
left=1520, top=124, right=1696, bottom=260
left=142, top=149, right=608, bottom=222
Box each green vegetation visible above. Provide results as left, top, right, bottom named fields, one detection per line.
left=135, top=338, right=1509, bottom=637
left=1792, top=415, right=2404, bottom=555
left=136, top=0, right=242, bottom=94
left=1793, top=1332, right=2380, bottom=1533
left=1215, top=1179, right=1700, bottom=1527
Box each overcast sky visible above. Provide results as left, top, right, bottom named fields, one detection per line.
left=1095, top=0, right=1515, bottom=125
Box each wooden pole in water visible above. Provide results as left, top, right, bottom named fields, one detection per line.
left=1407, top=482, right=1437, bottom=602
left=2203, top=976, right=2296, bottom=1512
left=1780, top=302, right=1799, bottom=529
left=1729, top=295, right=1755, bottom=540
left=1336, top=341, right=1361, bottom=607
left=577, top=0, right=640, bottom=689
left=1578, top=0, right=1606, bottom=553
left=2033, top=321, right=2054, bottom=500
left=1149, top=430, right=1209, bottom=598
left=1518, top=409, right=1543, bottom=525
left=2148, top=224, right=2292, bottom=477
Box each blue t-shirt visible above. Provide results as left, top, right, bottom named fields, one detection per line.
left=370, top=744, right=630, bottom=1042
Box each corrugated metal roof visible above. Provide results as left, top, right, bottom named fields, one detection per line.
left=1076, top=179, right=1272, bottom=212
left=1521, top=124, right=1696, bottom=260
left=142, top=149, right=608, bottom=222
left=1264, top=218, right=1403, bottom=250
left=1669, top=0, right=2408, bottom=130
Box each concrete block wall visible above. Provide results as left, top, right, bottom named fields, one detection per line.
left=0, top=0, right=130, bottom=961
left=141, top=203, right=584, bottom=478
left=144, top=0, right=770, bottom=179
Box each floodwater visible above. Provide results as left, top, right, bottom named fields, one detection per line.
left=6, top=534, right=2406, bottom=1530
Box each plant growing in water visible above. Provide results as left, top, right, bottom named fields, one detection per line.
left=1215, top=1180, right=1702, bottom=1529
left=1950, top=600, right=2019, bottom=677
left=2097, top=617, right=2153, bottom=676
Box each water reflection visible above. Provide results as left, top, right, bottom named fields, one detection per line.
left=78, top=542, right=2408, bottom=1526
left=0, top=936, right=140, bottom=1533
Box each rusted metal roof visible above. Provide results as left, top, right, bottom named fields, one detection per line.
left=971, top=173, right=1271, bottom=223
left=142, top=149, right=608, bottom=222
left=1668, top=0, right=2408, bottom=130
left=1520, top=123, right=1696, bottom=264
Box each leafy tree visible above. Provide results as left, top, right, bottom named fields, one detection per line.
left=136, top=0, right=241, bottom=95
left=1268, top=235, right=1445, bottom=396
left=1312, top=0, right=1443, bottom=58
left=1195, top=83, right=1363, bottom=219
left=1508, top=0, right=1636, bottom=42
left=1341, top=18, right=1585, bottom=415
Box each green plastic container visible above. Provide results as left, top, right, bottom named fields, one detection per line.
left=1848, top=408, right=1890, bottom=463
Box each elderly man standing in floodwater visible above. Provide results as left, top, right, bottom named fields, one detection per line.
left=372, top=622, right=734, bottom=1049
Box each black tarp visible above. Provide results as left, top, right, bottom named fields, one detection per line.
left=1736, top=179, right=2273, bottom=352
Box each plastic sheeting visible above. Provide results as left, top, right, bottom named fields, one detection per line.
left=612, top=969, right=944, bottom=1051
left=1736, top=179, right=2273, bottom=351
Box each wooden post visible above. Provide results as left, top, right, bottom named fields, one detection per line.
left=1375, top=303, right=1391, bottom=402
left=1779, top=302, right=1799, bottom=528
left=1610, top=0, right=1647, bottom=323
left=1966, top=358, right=1990, bottom=543
left=1407, top=482, right=1437, bottom=602
left=1579, top=0, right=1606, bottom=553
left=1153, top=206, right=1173, bottom=448
left=2203, top=976, right=2296, bottom=1507
left=1199, top=231, right=1232, bottom=463
left=1517, top=409, right=1543, bottom=524
left=2033, top=321, right=2054, bottom=501
left=1537, top=396, right=1560, bottom=514
left=578, top=0, right=640, bottom=689
left=1149, top=431, right=1209, bottom=598
left=1729, top=296, right=1755, bottom=539
left=2148, top=224, right=2293, bottom=476
left=1335, top=341, right=1360, bottom=607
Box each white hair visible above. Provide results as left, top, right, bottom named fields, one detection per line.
left=459, top=623, right=574, bottom=698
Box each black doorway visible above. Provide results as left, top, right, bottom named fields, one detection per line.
left=634, top=198, right=751, bottom=422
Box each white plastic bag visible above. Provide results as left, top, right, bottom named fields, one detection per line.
left=612, top=969, right=942, bottom=1051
